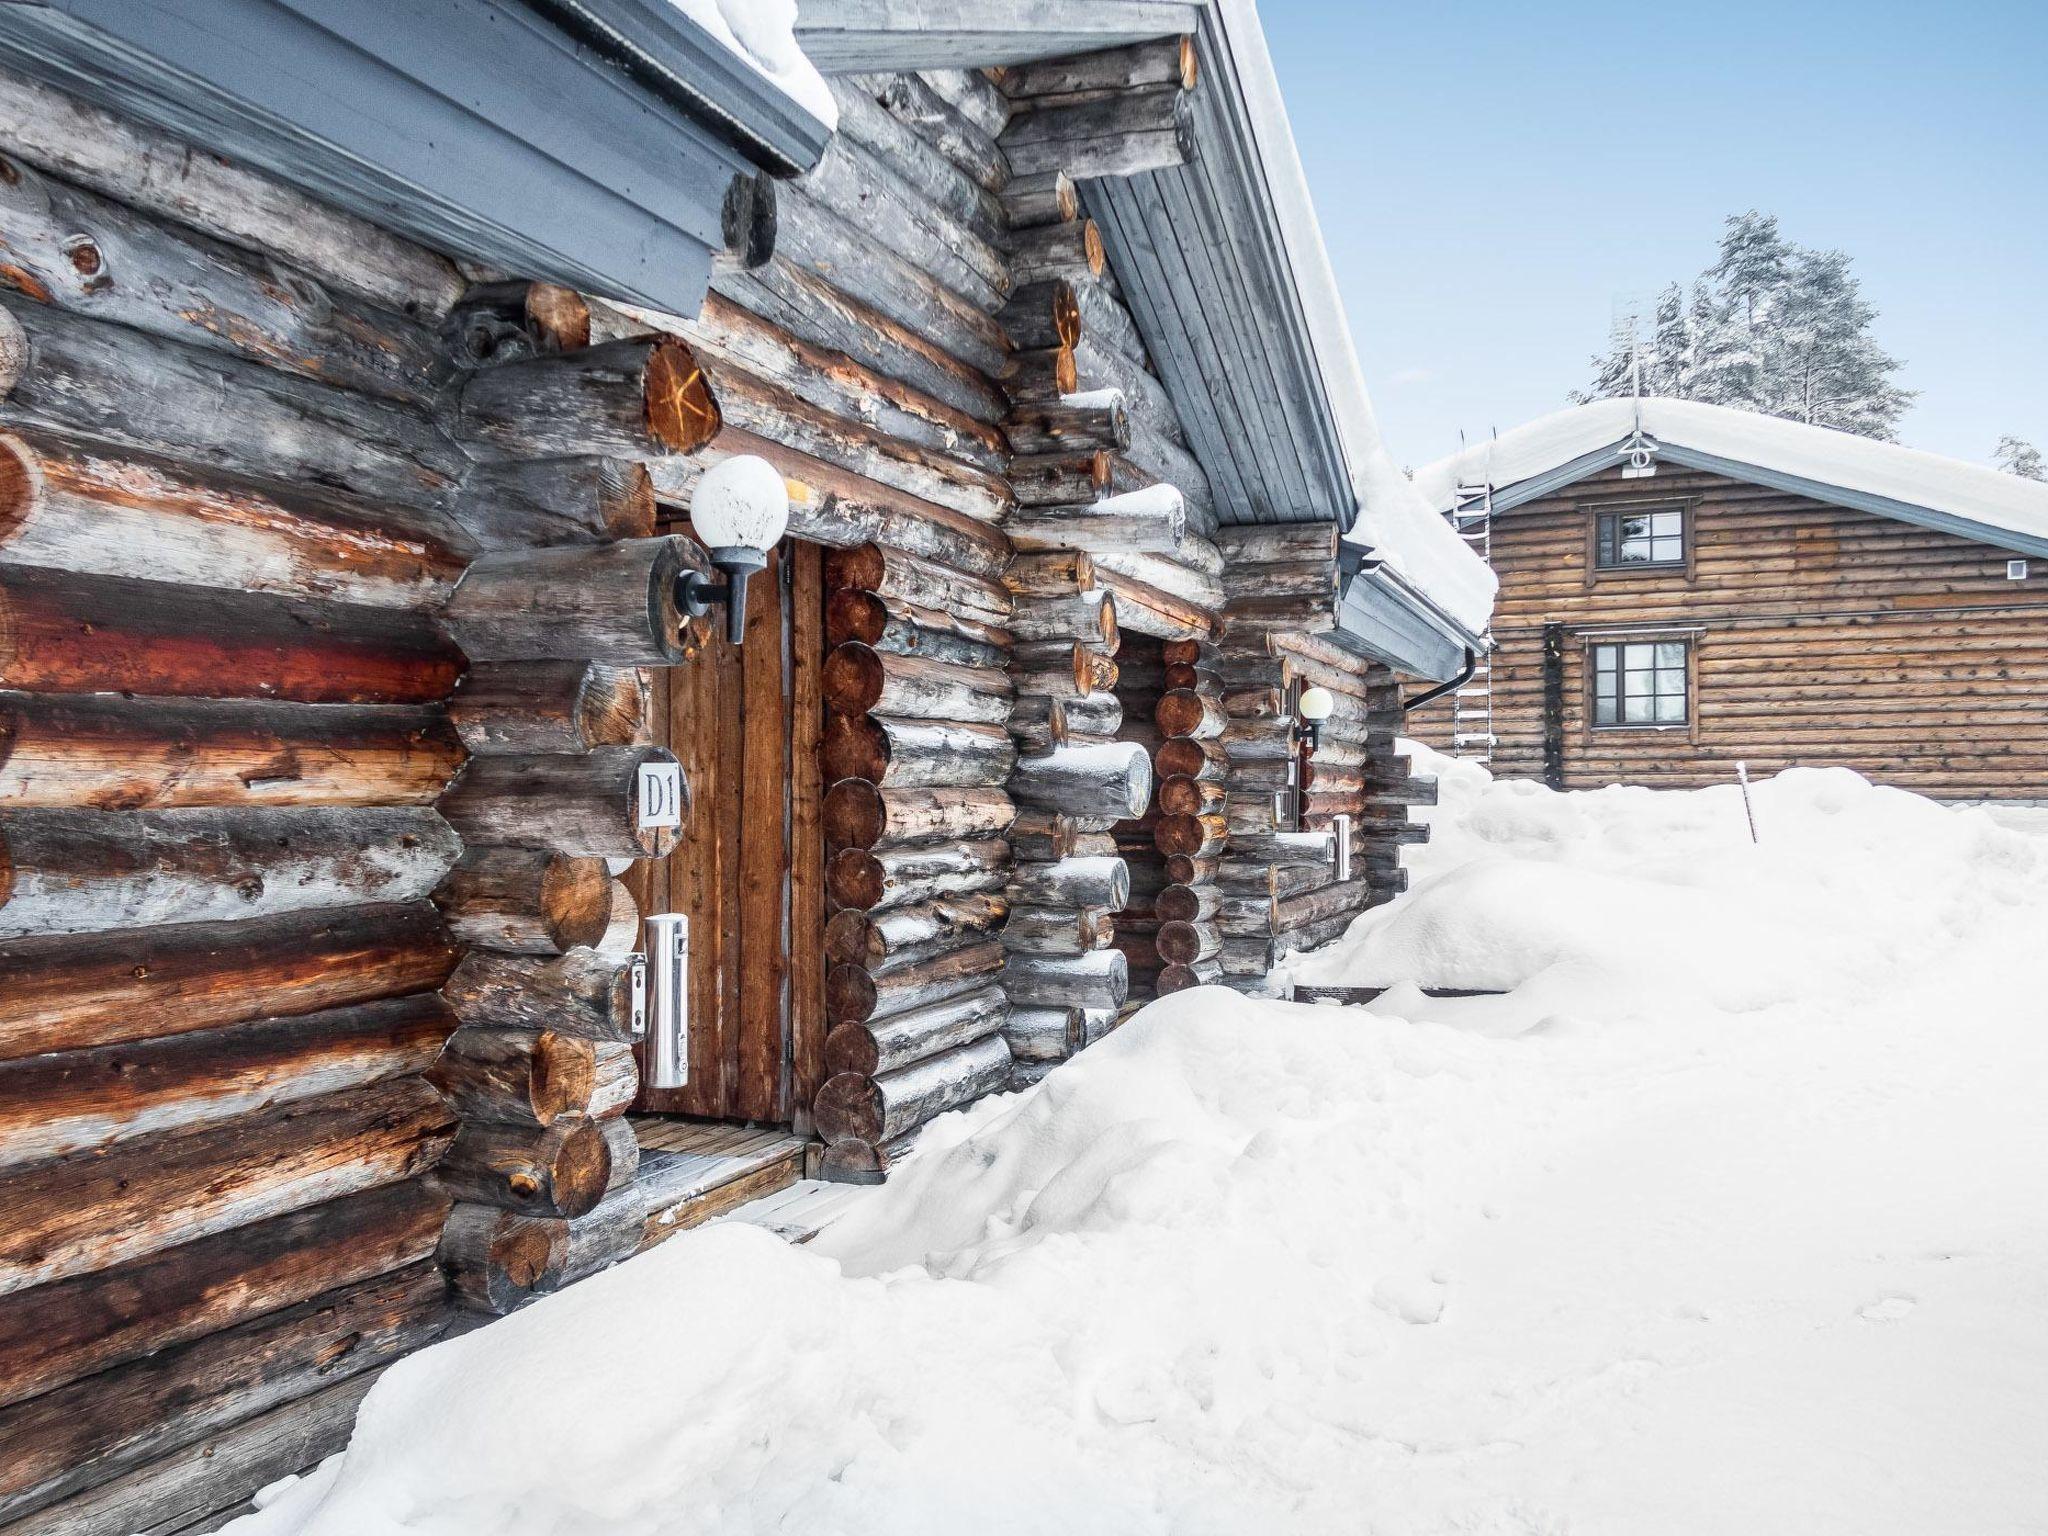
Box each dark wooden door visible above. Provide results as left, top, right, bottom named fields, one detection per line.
left=629, top=535, right=825, bottom=1124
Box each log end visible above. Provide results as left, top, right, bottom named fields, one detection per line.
left=721, top=171, right=779, bottom=270
left=526, top=284, right=592, bottom=351
left=545, top=1118, right=614, bottom=1219
left=826, top=847, right=886, bottom=911
left=1178, top=36, right=1200, bottom=90
left=1156, top=963, right=1205, bottom=997
left=821, top=712, right=889, bottom=786
left=1080, top=219, right=1106, bottom=279
left=823, top=1021, right=882, bottom=1079
left=825, top=588, right=888, bottom=648
left=823, top=906, right=881, bottom=967
left=822, top=777, right=886, bottom=851
left=825, top=962, right=880, bottom=1027
left=542, top=855, right=616, bottom=953
left=1155, top=920, right=1203, bottom=966
left=0, top=431, right=33, bottom=547
left=818, top=1136, right=889, bottom=1185
left=599, top=460, right=658, bottom=541
left=1051, top=278, right=1080, bottom=349
left=578, top=665, right=656, bottom=750
left=813, top=1072, right=885, bottom=1146
left=822, top=642, right=886, bottom=718
left=644, top=338, right=722, bottom=455
left=1154, top=812, right=1206, bottom=859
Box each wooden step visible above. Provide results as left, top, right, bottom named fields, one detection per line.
left=631, top=1117, right=810, bottom=1251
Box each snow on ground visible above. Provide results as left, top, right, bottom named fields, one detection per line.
left=233, top=747, right=2048, bottom=1536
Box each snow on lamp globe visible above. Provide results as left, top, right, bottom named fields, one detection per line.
left=676, top=454, right=790, bottom=644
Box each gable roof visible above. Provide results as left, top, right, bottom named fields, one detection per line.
left=1414, top=399, right=2048, bottom=560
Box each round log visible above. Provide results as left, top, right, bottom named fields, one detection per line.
left=1005, top=590, right=1116, bottom=644
left=997, top=278, right=1080, bottom=351
left=438, top=1116, right=613, bottom=1220
left=1155, top=772, right=1225, bottom=819
left=1156, top=883, right=1223, bottom=925
left=449, top=457, right=656, bottom=549
left=826, top=940, right=1006, bottom=1027
left=436, top=746, right=686, bottom=861
left=1005, top=808, right=1076, bottom=862
left=823, top=893, right=1009, bottom=968
left=1000, top=903, right=1102, bottom=955
left=821, top=715, right=1016, bottom=790
left=825, top=839, right=1010, bottom=913
left=823, top=983, right=1007, bottom=1078
left=811, top=1031, right=1014, bottom=1146
left=441, top=948, right=638, bottom=1042
left=452, top=335, right=720, bottom=460
left=1155, top=919, right=1222, bottom=966
left=1166, top=854, right=1221, bottom=887
left=1008, top=741, right=1151, bottom=819
left=444, top=280, right=592, bottom=366
left=0, top=429, right=468, bottom=608
left=429, top=1028, right=637, bottom=1128
left=449, top=663, right=652, bottom=756
left=1156, top=687, right=1228, bottom=740
left=824, top=543, right=1013, bottom=624
left=438, top=1202, right=568, bottom=1315
left=1000, top=950, right=1128, bottom=1011
left=1005, top=854, right=1130, bottom=910
left=1154, top=812, right=1229, bottom=860
left=822, top=779, right=1015, bottom=851
left=823, top=643, right=1010, bottom=725
left=433, top=848, right=612, bottom=955
left=439, top=536, right=699, bottom=666
left=1156, top=736, right=1226, bottom=781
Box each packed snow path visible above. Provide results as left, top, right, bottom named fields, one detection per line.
left=236, top=750, right=2048, bottom=1535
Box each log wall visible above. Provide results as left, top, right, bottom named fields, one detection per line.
left=1404, top=463, right=2048, bottom=799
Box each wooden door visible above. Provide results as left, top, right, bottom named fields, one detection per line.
left=629, top=536, right=825, bottom=1124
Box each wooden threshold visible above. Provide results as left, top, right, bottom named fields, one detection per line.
left=631, top=1117, right=811, bottom=1251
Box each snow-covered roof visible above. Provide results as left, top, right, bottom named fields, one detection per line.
left=1209, top=0, right=1497, bottom=635
left=671, top=0, right=838, bottom=129
left=1415, top=399, right=2048, bottom=559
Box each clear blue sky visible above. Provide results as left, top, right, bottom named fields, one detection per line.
left=1259, top=0, right=2048, bottom=471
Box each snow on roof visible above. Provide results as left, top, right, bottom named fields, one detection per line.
left=1210, top=0, right=1497, bottom=635
left=1414, top=398, right=2048, bottom=556
left=669, top=0, right=838, bottom=129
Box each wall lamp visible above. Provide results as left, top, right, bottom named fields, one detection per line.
left=1297, top=685, right=1335, bottom=752
left=675, top=455, right=790, bottom=644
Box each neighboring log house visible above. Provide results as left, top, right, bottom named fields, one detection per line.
left=0, top=1, right=1494, bottom=1528
left=1405, top=398, right=2048, bottom=800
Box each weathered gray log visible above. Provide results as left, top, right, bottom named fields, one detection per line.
left=825, top=542, right=1013, bottom=621
left=1007, top=393, right=1138, bottom=454
left=449, top=336, right=720, bottom=460
left=995, top=37, right=1198, bottom=103
left=0, top=429, right=468, bottom=608
left=448, top=457, right=656, bottom=549
left=444, top=280, right=591, bottom=366
left=1005, top=218, right=1106, bottom=285
left=1006, top=694, right=1066, bottom=755
left=822, top=779, right=1014, bottom=850
left=1230, top=830, right=1339, bottom=866
left=824, top=893, right=1008, bottom=969
left=0, top=807, right=459, bottom=939
left=0, top=150, right=445, bottom=403
left=1157, top=959, right=1223, bottom=995
left=1006, top=808, right=1076, bottom=863
left=1001, top=949, right=1130, bottom=1010
left=1001, top=903, right=1112, bottom=955
left=921, top=67, right=1010, bottom=138
left=826, top=939, right=1005, bottom=1027
left=829, top=591, right=1010, bottom=668
left=829, top=80, right=1007, bottom=246
left=0, top=692, right=464, bottom=811
left=1000, top=282, right=1081, bottom=360
left=429, top=1028, right=636, bottom=1129
left=0, top=1262, right=451, bottom=1526
left=876, top=73, right=1009, bottom=193
left=1071, top=275, right=1149, bottom=366
left=1009, top=741, right=1152, bottom=819
left=432, top=849, right=613, bottom=955
left=1167, top=853, right=1223, bottom=888
left=0, top=565, right=462, bottom=706
left=823, top=643, right=1011, bottom=725
left=1009, top=448, right=1116, bottom=507
left=812, top=1030, right=1013, bottom=1146
left=449, top=663, right=652, bottom=758
left=0, top=902, right=457, bottom=1063
left=1156, top=918, right=1222, bottom=965
left=1156, top=883, right=1223, bottom=925
left=0, top=72, right=464, bottom=316
left=1003, top=549, right=1094, bottom=598
left=0, top=1180, right=444, bottom=1414
left=799, top=128, right=1010, bottom=310
left=0, top=293, right=466, bottom=509
left=437, top=747, right=686, bottom=861
left=1006, top=589, right=1117, bottom=645
left=0, top=1077, right=452, bottom=1297
left=825, top=839, right=1010, bottom=912
left=824, top=982, right=1006, bottom=1079
left=439, top=536, right=701, bottom=665
left=1003, top=344, right=1078, bottom=404
left=1003, top=86, right=1197, bottom=179
left=438, top=1200, right=568, bottom=1315
left=1001, top=170, right=1079, bottom=229
left=441, top=948, right=637, bottom=1042
left=558, top=1183, right=650, bottom=1287
left=0, top=994, right=451, bottom=1171
left=823, top=714, right=1017, bottom=789
left=1005, top=855, right=1131, bottom=910
left=1007, top=485, right=1186, bottom=555
left=436, top=1116, right=614, bottom=1220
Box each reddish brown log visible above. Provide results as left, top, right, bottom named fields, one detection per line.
left=437, top=1117, right=613, bottom=1220
left=448, top=663, right=652, bottom=756
left=432, top=849, right=613, bottom=954
left=429, top=1028, right=637, bottom=1128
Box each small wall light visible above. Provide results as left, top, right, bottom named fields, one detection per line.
left=676, top=455, right=790, bottom=644
left=1297, top=685, right=1335, bottom=752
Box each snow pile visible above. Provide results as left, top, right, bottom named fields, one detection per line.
left=669, top=0, right=837, bottom=129
left=232, top=751, right=2048, bottom=1536
left=1413, top=397, right=2048, bottom=553
left=1210, top=0, right=1496, bottom=633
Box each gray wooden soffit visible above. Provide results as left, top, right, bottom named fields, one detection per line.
left=1483, top=438, right=2048, bottom=562
left=1335, top=565, right=1476, bottom=684
left=1083, top=5, right=1352, bottom=531
left=0, top=0, right=823, bottom=316
left=793, top=0, right=1208, bottom=71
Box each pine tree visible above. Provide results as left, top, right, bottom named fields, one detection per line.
left=1997, top=436, right=2046, bottom=481
left=1577, top=212, right=1915, bottom=440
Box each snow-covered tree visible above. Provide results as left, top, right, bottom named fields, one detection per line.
left=1575, top=212, right=1915, bottom=440
left=1995, top=435, right=2045, bottom=481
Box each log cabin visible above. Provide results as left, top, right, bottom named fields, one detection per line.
left=0, top=1, right=1494, bottom=1527
left=1403, top=398, right=2048, bottom=800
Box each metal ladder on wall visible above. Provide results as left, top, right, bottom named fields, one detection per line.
left=1448, top=480, right=1496, bottom=766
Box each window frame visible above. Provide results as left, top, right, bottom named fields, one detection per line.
left=1585, top=499, right=1695, bottom=580
left=1585, top=635, right=1696, bottom=733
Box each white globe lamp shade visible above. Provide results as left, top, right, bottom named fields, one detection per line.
left=1297, top=686, right=1335, bottom=723
left=691, top=455, right=789, bottom=555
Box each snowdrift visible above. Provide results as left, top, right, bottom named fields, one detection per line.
left=232, top=750, right=2048, bottom=1536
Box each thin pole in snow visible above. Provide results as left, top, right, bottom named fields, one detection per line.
left=1735, top=760, right=1760, bottom=844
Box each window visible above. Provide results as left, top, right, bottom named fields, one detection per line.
left=1595, top=506, right=1685, bottom=568
left=1593, top=641, right=1688, bottom=726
